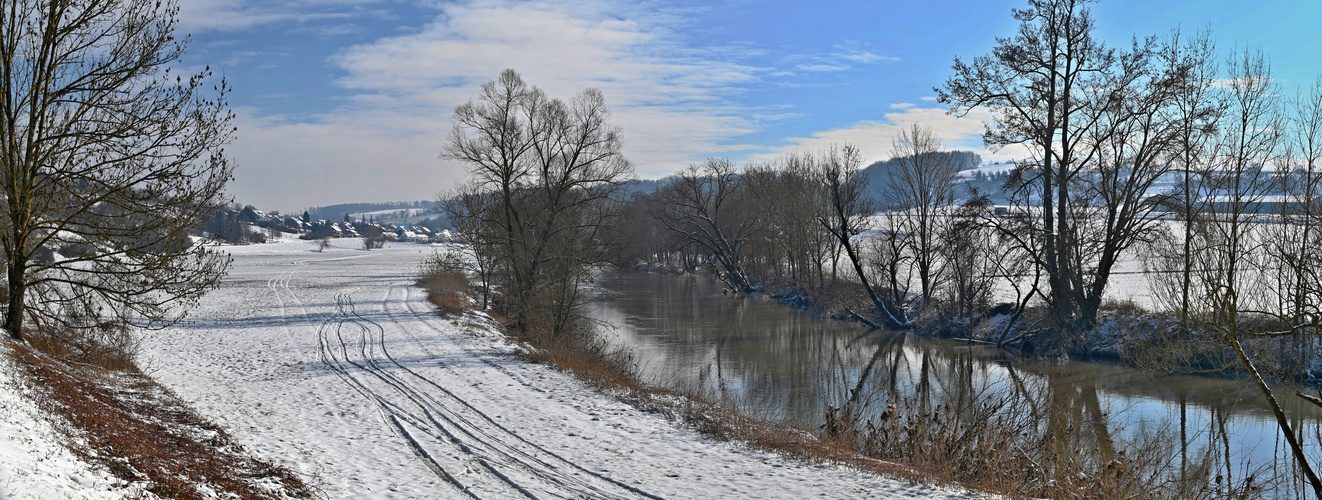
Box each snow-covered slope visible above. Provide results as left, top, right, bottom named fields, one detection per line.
left=0, top=345, right=139, bottom=499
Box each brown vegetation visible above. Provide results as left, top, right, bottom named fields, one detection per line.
left=418, top=250, right=475, bottom=316
left=8, top=334, right=318, bottom=499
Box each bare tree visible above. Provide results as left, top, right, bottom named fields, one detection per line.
left=0, top=0, right=234, bottom=342
left=886, top=124, right=959, bottom=306
left=939, top=194, right=1002, bottom=336
left=440, top=186, right=499, bottom=310
left=815, top=144, right=910, bottom=328
left=1153, top=30, right=1226, bottom=323
left=658, top=158, right=757, bottom=291
left=940, top=0, right=1204, bottom=345
left=444, top=69, right=632, bottom=336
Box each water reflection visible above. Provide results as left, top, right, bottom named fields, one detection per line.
left=589, top=272, right=1322, bottom=497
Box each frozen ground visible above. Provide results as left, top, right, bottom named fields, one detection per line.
left=0, top=237, right=973, bottom=499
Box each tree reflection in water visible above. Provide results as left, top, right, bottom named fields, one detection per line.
left=590, top=272, right=1322, bottom=497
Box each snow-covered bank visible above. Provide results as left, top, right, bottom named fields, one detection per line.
left=0, top=344, right=135, bottom=499
left=97, top=238, right=975, bottom=499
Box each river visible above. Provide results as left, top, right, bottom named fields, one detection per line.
left=588, top=272, right=1322, bottom=497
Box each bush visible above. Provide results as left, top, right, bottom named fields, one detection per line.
left=418, top=250, right=471, bottom=315
left=25, top=316, right=139, bottom=372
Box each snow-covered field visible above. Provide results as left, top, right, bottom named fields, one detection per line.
left=4, top=237, right=974, bottom=499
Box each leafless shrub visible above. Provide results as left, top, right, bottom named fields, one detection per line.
left=362, top=226, right=387, bottom=250
left=418, top=251, right=471, bottom=316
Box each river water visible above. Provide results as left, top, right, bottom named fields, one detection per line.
left=588, top=272, right=1322, bottom=496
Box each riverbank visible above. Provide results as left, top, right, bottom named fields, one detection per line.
left=473, top=268, right=1183, bottom=498
left=584, top=270, right=1322, bottom=498
left=676, top=264, right=1322, bottom=387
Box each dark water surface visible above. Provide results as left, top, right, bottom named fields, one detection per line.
left=588, top=272, right=1322, bottom=496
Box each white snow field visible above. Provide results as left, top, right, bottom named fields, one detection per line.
left=96, top=237, right=973, bottom=499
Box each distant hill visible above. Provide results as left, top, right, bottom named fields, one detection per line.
left=859, top=151, right=1011, bottom=205
left=621, top=177, right=678, bottom=196
left=305, top=201, right=436, bottom=222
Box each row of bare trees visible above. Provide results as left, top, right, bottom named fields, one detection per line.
left=613, top=134, right=995, bottom=331
left=938, top=0, right=1322, bottom=495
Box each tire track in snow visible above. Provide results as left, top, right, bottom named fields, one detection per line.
left=331, top=290, right=662, bottom=500
left=322, top=293, right=538, bottom=499
left=382, top=287, right=633, bottom=457
left=266, top=263, right=479, bottom=499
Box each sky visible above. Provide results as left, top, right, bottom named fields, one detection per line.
left=175, top=0, right=1322, bottom=213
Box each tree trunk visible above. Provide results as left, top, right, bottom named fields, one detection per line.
left=5, top=259, right=24, bottom=340
left=1230, top=335, right=1322, bottom=498
left=839, top=233, right=907, bottom=329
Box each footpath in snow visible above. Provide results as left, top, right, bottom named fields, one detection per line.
left=5, top=237, right=976, bottom=499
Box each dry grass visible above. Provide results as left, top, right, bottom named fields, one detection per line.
left=417, top=250, right=473, bottom=316
left=10, top=338, right=319, bottom=499
left=24, top=327, right=139, bottom=372
left=530, top=341, right=645, bottom=392
left=418, top=271, right=470, bottom=315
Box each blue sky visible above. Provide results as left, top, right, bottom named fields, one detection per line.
left=176, top=0, right=1322, bottom=212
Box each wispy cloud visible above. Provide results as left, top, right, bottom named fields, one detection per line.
left=177, top=0, right=379, bottom=33
left=836, top=50, right=899, bottom=64
left=776, top=41, right=898, bottom=76
left=221, top=0, right=765, bottom=208
left=795, top=64, right=848, bottom=72
left=752, top=105, right=1029, bottom=165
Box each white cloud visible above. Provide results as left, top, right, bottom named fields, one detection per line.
left=752, top=106, right=1031, bottom=165
left=223, top=0, right=762, bottom=209
left=889, top=102, right=914, bottom=109
left=177, top=0, right=376, bottom=33
left=795, top=64, right=849, bottom=72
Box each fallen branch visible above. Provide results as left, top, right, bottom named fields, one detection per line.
left=843, top=307, right=880, bottom=330
left=1298, top=391, right=1322, bottom=409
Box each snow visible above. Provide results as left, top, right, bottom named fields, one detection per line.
left=0, top=237, right=977, bottom=498
left=955, top=162, right=1017, bottom=179
left=0, top=345, right=141, bottom=499
left=350, top=208, right=431, bottom=219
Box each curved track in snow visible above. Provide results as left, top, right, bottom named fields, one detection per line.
left=267, top=258, right=660, bottom=500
